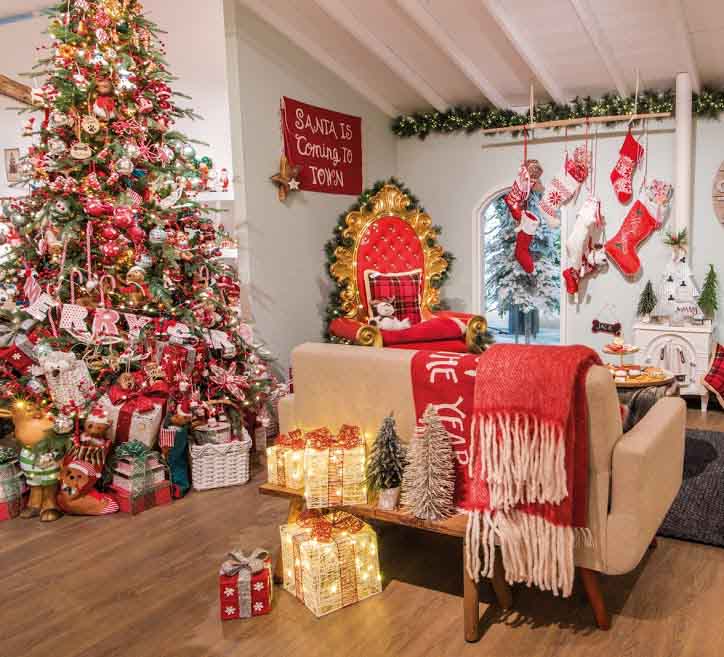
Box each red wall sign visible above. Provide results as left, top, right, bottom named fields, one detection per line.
left=281, top=97, right=362, bottom=196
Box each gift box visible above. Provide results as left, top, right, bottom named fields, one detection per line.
left=219, top=549, right=273, bottom=620
left=303, top=426, right=367, bottom=509
left=266, top=429, right=306, bottom=490
left=111, top=454, right=167, bottom=493
left=0, top=316, right=38, bottom=375
left=110, top=481, right=172, bottom=515
left=193, top=421, right=232, bottom=445
left=100, top=376, right=168, bottom=446
left=0, top=495, right=26, bottom=521
left=280, top=511, right=381, bottom=617
left=40, top=350, right=96, bottom=409
left=155, top=341, right=198, bottom=380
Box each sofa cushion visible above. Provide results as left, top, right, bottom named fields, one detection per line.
left=380, top=317, right=465, bottom=346
left=364, top=269, right=423, bottom=326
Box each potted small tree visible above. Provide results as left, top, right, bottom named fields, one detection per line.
left=366, top=413, right=406, bottom=510
left=637, top=280, right=657, bottom=323
left=698, top=264, right=719, bottom=322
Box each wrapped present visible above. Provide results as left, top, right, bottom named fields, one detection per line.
left=110, top=481, right=172, bottom=515
left=100, top=375, right=168, bottom=446
left=0, top=447, right=27, bottom=521
left=303, top=426, right=367, bottom=509
left=0, top=315, right=38, bottom=375
left=280, top=511, right=381, bottom=617
left=38, top=350, right=96, bottom=409
left=155, top=340, right=199, bottom=381
left=0, top=494, right=26, bottom=521
left=111, top=453, right=167, bottom=493
left=266, top=429, right=306, bottom=490
left=193, top=420, right=232, bottom=445
left=219, top=549, right=273, bottom=620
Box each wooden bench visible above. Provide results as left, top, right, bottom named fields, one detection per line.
left=259, top=482, right=512, bottom=642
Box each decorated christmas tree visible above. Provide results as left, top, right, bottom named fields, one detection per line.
left=637, top=280, right=657, bottom=317
left=366, top=413, right=406, bottom=492
left=0, top=3, right=279, bottom=440
left=400, top=405, right=455, bottom=521
left=699, top=265, right=719, bottom=318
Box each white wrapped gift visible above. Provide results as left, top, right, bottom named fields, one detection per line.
left=99, top=393, right=165, bottom=447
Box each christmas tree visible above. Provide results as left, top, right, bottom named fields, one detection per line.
left=699, top=265, right=719, bottom=318
left=637, top=280, right=657, bottom=317
left=484, top=191, right=560, bottom=340
left=366, top=413, right=406, bottom=492
left=0, top=1, right=279, bottom=426
left=400, top=405, right=455, bottom=521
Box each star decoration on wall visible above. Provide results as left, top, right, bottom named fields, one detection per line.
left=270, top=154, right=300, bottom=202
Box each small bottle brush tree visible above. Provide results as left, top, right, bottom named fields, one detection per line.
left=366, top=413, right=406, bottom=509
left=699, top=265, right=719, bottom=318
left=400, top=405, right=455, bottom=521
left=637, top=280, right=657, bottom=319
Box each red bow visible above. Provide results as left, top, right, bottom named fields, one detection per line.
left=296, top=510, right=365, bottom=542
left=305, top=425, right=362, bottom=450
left=276, top=429, right=305, bottom=450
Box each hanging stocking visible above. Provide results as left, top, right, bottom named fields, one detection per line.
left=563, top=196, right=603, bottom=294
left=605, top=179, right=672, bottom=276
left=504, top=159, right=542, bottom=221
left=610, top=130, right=644, bottom=203
left=514, top=210, right=539, bottom=274
left=539, top=146, right=589, bottom=227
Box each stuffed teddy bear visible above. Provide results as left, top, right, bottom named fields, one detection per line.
left=76, top=405, right=113, bottom=467
left=57, top=457, right=118, bottom=516
left=369, top=299, right=411, bottom=331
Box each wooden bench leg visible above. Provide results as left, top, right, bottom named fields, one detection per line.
left=273, top=497, right=305, bottom=584
left=579, top=567, right=611, bottom=630
left=491, top=549, right=513, bottom=610
left=463, top=539, right=481, bottom=643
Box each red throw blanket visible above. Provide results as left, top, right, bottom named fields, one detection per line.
left=411, top=344, right=600, bottom=597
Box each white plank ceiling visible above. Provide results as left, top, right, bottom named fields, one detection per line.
left=2, top=1, right=723, bottom=116
left=238, top=0, right=724, bottom=116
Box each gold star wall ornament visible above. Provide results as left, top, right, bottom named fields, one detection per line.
left=270, top=154, right=301, bottom=202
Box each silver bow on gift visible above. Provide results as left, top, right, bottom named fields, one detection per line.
left=0, top=316, right=38, bottom=362
left=220, top=549, right=269, bottom=618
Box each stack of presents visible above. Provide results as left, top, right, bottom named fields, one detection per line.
left=221, top=425, right=382, bottom=621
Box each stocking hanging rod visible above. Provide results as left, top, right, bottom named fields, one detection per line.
left=480, top=111, right=671, bottom=136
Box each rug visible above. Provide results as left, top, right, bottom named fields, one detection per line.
left=658, top=429, right=724, bottom=547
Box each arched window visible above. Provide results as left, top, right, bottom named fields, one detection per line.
left=477, top=189, right=562, bottom=344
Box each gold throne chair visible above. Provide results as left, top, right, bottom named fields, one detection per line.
left=328, top=184, right=487, bottom=352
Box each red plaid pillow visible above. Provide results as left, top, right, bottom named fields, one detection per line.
left=704, top=343, right=724, bottom=407
left=365, top=269, right=423, bottom=326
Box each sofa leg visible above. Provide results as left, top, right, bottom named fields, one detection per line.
left=492, top=549, right=513, bottom=610
left=273, top=497, right=305, bottom=584
left=463, top=538, right=481, bottom=642
left=579, top=568, right=611, bottom=630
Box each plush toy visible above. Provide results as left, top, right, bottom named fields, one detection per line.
left=12, top=404, right=63, bottom=522
left=77, top=405, right=113, bottom=467
left=159, top=400, right=192, bottom=498
left=369, top=299, right=411, bottom=331
left=57, top=457, right=118, bottom=516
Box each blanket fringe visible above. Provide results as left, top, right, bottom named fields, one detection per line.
left=477, top=412, right=567, bottom=510
left=464, top=510, right=577, bottom=598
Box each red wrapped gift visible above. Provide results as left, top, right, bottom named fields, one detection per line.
left=0, top=318, right=40, bottom=375
left=219, top=549, right=273, bottom=620
left=110, top=481, right=172, bottom=515
left=0, top=495, right=26, bottom=521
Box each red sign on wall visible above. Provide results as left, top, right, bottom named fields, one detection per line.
left=281, top=97, right=362, bottom=196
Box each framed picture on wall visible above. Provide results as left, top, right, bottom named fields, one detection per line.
left=4, top=148, right=21, bottom=184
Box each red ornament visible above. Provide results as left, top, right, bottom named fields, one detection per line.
left=113, top=206, right=135, bottom=229
left=100, top=225, right=120, bottom=241
left=127, top=223, right=146, bottom=243
left=84, top=198, right=112, bottom=217
left=101, top=242, right=122, bottom=259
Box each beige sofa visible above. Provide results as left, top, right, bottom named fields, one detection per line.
left=279, top=343, right=687, bottom=628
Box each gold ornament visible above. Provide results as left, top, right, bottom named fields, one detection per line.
left=77, top=19, right=88, bottom=36
left=270, top=154, right=301, bottom=202
left=57, top=44, right=76, bottom=60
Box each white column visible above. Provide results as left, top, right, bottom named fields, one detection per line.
left=675, top=72, right=693, bottom=251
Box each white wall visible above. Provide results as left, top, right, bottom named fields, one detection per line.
left=398, top=119, right=724, bottom=350
left=0, top=0, right=233, bottom=198
left=226, top=2, right=398, bottom=370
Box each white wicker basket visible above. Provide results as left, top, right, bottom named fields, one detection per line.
left=189, top=430, right=252, bottom=491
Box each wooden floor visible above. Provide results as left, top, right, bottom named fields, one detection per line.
left=2, top=407, right=724, bottom=657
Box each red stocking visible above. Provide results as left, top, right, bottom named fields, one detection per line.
left=563, top=267, right=580, bottom=294
left=504, top=163, right=531, bottom=221
left=515, top=210, right=539, bottom=274
left=604, top=200, right=657, bottom=276
left=610, top=131, right=644, bottom=204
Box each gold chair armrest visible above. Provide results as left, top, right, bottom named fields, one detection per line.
left=355, top=324, right=383, bottom=348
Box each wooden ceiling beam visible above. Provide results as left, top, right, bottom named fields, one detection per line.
left=482, top=0, right=567, bottom=105
left=397, top=0, right=509, bottom=109
left=569, top=0, right=630, bottom=97
left=667, top=0, right=701, bottom=93
left=313, top=0, right=450, bottom=112
left=0, top=74, right=32, bottom=105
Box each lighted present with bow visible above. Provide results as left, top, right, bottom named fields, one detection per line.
left=99, top=372, right=169, bottom=447
left=219, top=548, right=273, bottom=620
left=108, top=441, right=172, bottom=515
left=303, top=426, right=367, bottom=509
left=280, top=510, right=381, bottom=617
left=0, top=313, right=40, bottom=376
left=0, top=447, right=27, bottom=521
left=266, top=429, right=306, bottom=490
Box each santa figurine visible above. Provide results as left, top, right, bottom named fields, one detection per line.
left=219, top=168, right=229, bottom=193
left=93, top=95, right=116, bottom=121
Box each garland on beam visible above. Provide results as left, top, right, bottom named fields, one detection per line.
left=391, top=88, right=724, bottom=139
left=323, top=177, right=454, bottom=342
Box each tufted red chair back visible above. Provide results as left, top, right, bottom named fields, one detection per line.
left=356, top=215, right=425, bottom=319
